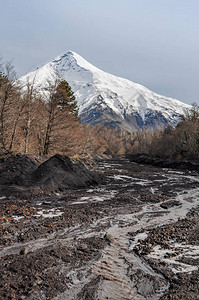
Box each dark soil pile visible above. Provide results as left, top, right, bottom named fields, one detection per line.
left=0, top=153, right=39, bottom=185
left=0, top=154, right=100, bottom=197
left=128, top=153, right=199, bottom=171
left=27, top=154, right=100, bottom=192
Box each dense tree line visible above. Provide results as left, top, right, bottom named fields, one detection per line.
left=130, top=104, right=199, bottom=161
left=1, top=59, right=198, bottom=161
left=0, top=60, right=131, bottom=158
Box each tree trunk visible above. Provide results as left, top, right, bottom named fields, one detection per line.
left=24, top=114, right=31, bottom=154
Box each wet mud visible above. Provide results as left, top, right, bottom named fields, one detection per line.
left=0, top=158, right=199, bottom=299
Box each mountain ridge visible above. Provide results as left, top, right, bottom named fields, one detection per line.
left=19, top=51, right=191, bottom=131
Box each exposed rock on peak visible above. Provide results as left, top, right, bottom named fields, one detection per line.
left=19, top=51, right=191, bottom=131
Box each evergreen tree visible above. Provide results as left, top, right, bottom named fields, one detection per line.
left=42, top=80, right=79, bottom=155
left=55, top=80, right=78, bottom=116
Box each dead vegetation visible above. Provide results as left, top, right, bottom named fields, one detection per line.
left=1, top=59, right=198, bottom=162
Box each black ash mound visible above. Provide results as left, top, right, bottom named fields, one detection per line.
left=128, top=153, right=199, bottom=171
left=0, top=154, right=100, bottom=196
left=0, top=153, right=39, bottom=185
left=28, top=154, right=99, bottom=191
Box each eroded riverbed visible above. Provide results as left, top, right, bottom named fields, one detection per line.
left=0, top=159, right=199, bottom=299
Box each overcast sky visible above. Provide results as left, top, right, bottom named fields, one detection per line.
left=1, top=0, right=199, bottom=105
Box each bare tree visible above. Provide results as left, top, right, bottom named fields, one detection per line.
left=0, top=62, right=17, bottom=154
left=22, top=77, right=38, bottom=154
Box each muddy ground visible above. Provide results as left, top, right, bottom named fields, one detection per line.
left=0, top=157, right=199, bottom=299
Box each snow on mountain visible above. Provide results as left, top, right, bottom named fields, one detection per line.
left=19, top=51, right=191, bottom=131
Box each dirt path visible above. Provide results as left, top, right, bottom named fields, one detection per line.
left=0, top=159, right=199, bottom=299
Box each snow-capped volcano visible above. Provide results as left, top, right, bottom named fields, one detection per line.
left=19, top=51, right=191, bottom=131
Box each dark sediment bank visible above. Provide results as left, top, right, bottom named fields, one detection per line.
left=0, top=154, right=100, bottom=197
left=0, top=157, right=198, bottom=299
left=127, top=153, right=199, bottom=171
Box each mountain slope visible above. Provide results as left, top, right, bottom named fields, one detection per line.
left=19, top=51, right=191, bottom=131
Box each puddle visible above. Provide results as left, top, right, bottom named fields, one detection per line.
left=33, top=209, right=63, bottom=218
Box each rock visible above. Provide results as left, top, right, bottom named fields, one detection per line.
left=19, top=248, right=28, bottom=255
left=160, top=200, right=181, bottom=209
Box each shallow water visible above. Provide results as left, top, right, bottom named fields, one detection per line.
left=1, top=159, right=199, bottom=299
